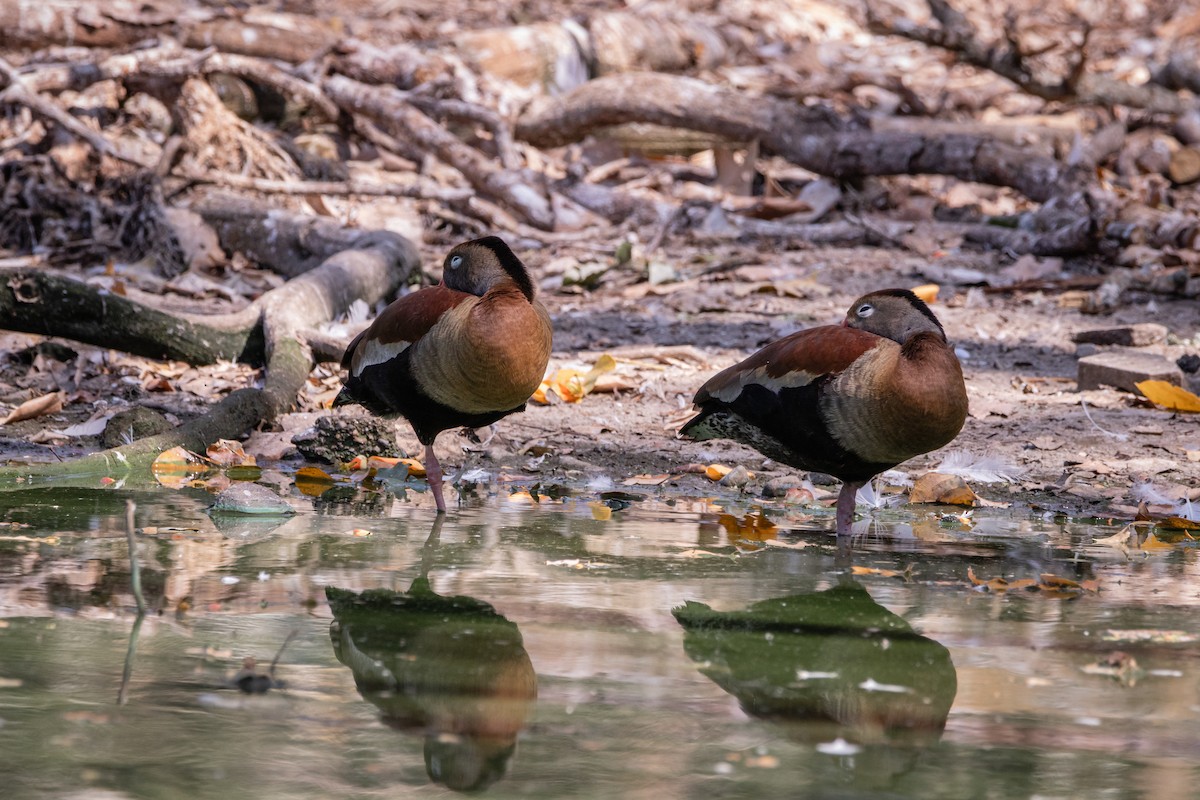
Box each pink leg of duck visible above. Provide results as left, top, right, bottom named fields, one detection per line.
left=835, top=481, right=862, bottom=536
left=425, top=443, right=447, bottom=514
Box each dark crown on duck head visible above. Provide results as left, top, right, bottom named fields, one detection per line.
left=846, top=289, right=946, bottom=343
left=443, top=236, right=535, bottom=302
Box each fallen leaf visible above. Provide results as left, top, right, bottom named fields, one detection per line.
left=623, top=473, right=671, bottom=486
left=909, top=472, right=978, bottom=506
left=397, top=457, right=425, bottom=478
left=966, top=566, right=1036, bottom=592
left=1135, top=380, right=1200, bottom=413
left=206, top=439, right=255, bottom=468
left=705, top=464, right=732, bottom=481
left=910, top=284, right=940, bottom=303
left=560, top=354, right=617, bottom=402
left=850, top=565, right=913, bottom=581
left=0, top=392, right=64, bottom=425
left=152, top=446, right=208, bottom=488
left=295, top=466, right=335, bottom=497
left=589, top=501, right=612, bottom=521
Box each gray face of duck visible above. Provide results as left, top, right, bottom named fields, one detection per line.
left=843, top=290, right=947, bottom=344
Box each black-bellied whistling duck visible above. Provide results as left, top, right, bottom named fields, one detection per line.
left=335, top=236, right=553, bottom=513
left=680, top=289, right=968, bottom=536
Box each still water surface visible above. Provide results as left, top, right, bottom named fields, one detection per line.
left=0, top=484, right=1198, bottom=799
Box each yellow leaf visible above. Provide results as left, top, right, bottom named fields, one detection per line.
left=589, top=501, right=612, bottom=521
left=530, top=380, right=553, bottom=404
left=1136, top=380, right=1200, bottom=413
left=547, top=354, right=618, bottom=403
left=152, top=446, right=208, bottom=488
left=705, top=464, right=732, bottom=481
left=295, top=466, right=335, bottom=497
left=910, top=284, right=940, bottom=304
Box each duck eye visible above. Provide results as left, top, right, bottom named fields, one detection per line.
left=449, top=255, right=463, bottom=269
left=857, top=303, right=874, bottom=317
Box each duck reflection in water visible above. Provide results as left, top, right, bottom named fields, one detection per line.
left=674, top=577, right=956, bottom=751
left=327, top=518, right=537, bottom=793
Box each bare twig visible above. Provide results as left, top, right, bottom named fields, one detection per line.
left=125, top=499, right=147, bottom=615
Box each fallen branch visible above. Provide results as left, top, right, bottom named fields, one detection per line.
left=0, top=226, right=417, bottom=484
left=324, top=74, right=556, bottom=229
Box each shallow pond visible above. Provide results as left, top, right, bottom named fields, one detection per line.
left=1, top=482, right=1198, bottom=799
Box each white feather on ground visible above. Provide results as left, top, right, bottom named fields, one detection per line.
left=935, top=449, right=1026, bottom=484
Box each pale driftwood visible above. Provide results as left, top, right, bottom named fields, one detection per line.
left=406, top=95, right=520, bottom=170
left=324, top=74, right=556, bottom=230
left=182, top=10, right=340, bottom=63
left=20, top=45, right=338, bottom=121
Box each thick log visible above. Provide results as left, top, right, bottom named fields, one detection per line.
left=516, top=73, right=1073, bottom=202
left=0, top=0, right=181, bottom=49
left=0, top=268, right=262, bottom=364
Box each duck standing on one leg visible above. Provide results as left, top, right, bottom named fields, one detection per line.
left=680, top=289, right=968, bottom=536
left=335, top=236, right=553, bottom=513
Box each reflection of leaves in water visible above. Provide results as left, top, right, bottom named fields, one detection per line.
left=673, top=580, right=956, bottom=748
left=327, top=585, right=537, bottom=793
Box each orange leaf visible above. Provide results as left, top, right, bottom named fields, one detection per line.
left=850, top=565, right=911, bottom=580
left=911, top=284, right=940, bottom=304
left=295, top=466, right=335, bottom=497
left=206, top=439, right=255, bottom=468
left=910, top=472, right=977, bottom=506
left=1135, top=380, right=1200, bottom=413
left=1038, top=573, right=1082, bottom=591
left=152, top=446, right=208, bottom=489
left=705, top=464, right=732, bottom=481
left=398, top=457, right=426, bottom=478
left=0, top=391, right=64, bottom=425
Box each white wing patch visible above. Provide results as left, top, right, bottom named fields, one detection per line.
left=350, top=337, right=411, bottom=377
left=708, top=366, right=819, bottom=402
